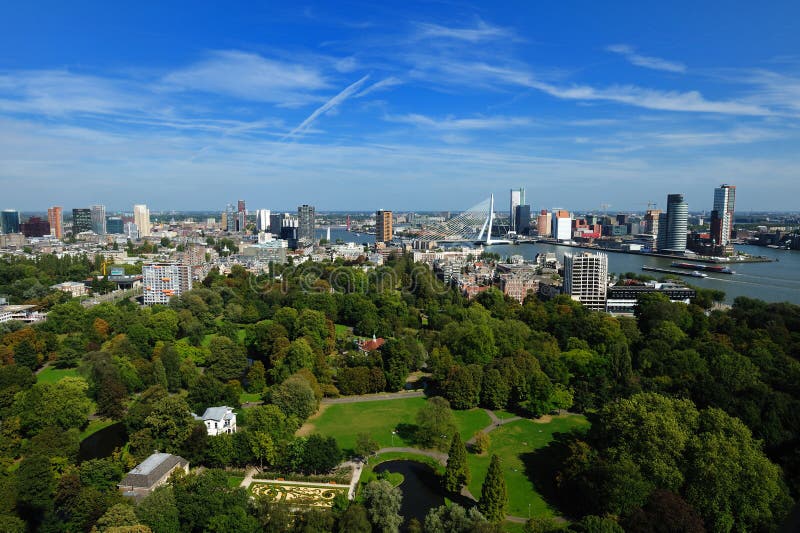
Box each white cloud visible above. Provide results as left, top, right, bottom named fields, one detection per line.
left=283, top=75, right=370, bottom=139
left=413, top=20, right=515, bottom=43
left=387, top=113, right=531, bottom=130
left=0, top=70, right=147, bottom=116
left=606, top=44, right=686, bottom=73
left=162, top=50, right=330, bottom=105
left=354, top=76, right=403, bottom=98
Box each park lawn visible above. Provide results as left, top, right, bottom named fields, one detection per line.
left=80, top=419, right=117, bottom=441
left=310, top=397, right=427, bottom=452
left=334, top=323, right=352, bottom=336
left=239, top=392, right=262, bottom=404
left=492, top=409, right=519, bottom=420
left=466, top=415, right=589, bottom=519
left=227, top=475, right=245, bottom=489
left=453, top=408, right=492, bottom=443
left=37, top=366, right=78, bottom=384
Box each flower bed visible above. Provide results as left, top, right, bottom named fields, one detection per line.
left=249, top=482, right=348, bottom=508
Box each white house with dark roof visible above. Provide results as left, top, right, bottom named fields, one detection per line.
left=193, top=406, right=237, bottom=436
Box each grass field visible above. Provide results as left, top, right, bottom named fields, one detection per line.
left=466, top=415, right=589, bottom=519
left=36, top=366, right=78, bottom=384
left=239, top=392, right=262, bottom=404
left=306, top=397, right=491, bottom=453
left=79, top=419, right=118, bottom=441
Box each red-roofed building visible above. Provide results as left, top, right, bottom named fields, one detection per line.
left=359, top=335, right=385, bottom=352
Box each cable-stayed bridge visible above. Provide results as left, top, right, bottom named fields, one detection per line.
left=414, top=194, right=511, bottom=245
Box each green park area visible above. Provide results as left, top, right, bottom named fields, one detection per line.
left=307, top=395, right=589, bottom=521
left=36, top=366, right=78, bottom=384
left=307, top=396, right=491, bottom=452
left=467, top=415, right=590, bottom=518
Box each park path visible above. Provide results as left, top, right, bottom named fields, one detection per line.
left=322, top=390, right=425, bottom=404
left=465, top=409, right=522, bottom=446
left=373, top=446, right=447, bottom=464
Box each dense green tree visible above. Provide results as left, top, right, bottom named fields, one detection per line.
left=478, top=455, right=508, bottom=522
left=301, top=434, right=342, bottom=474
left=570, top=515, right=623, bottom=533
left=415, top=396, right=457, bottom=451
left=443, top=365, right=481, bottom=410
left=15, top=454, right=55, bottom=520
left=206, top=336, right=247, bottom=381
left=625, top=489, right=705, bottom=533
left=683, top=408, right=791, bottom=532
left=337, top=503, right=371, bottom=533
left=269, top=374, right=318, bottom=421
left=480, top=368, right=510, bottom=410
left=94, top=503, right=140, bottom=531
left=355, top=432, right=379, bottom=459
left=362, top=480, right=403, bottom=533
left=135, top=486, right=180, bottom=533
left=16, top=377, right=93, bottom=434
left=245, top=360, right=266, bottom=393
left=444, top=433, right=470, bottom=493
left=283, top=338, right=315, bottom=375
left=424, top=504, right=491, bottom=533
left=12, top=339, right=38, bottom=370
left=171, top=469, right=250, bottom=532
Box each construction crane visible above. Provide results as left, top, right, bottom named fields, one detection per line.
left=646, top=201, right=658, bottom=210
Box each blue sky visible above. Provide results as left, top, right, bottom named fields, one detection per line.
left=1, top=1, right=799, bottom=212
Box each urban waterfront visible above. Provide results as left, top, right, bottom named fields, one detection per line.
left=487, top=242, right=800, bottom=305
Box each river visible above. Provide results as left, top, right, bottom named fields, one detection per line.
left=484, top=243, right=800, bottom=305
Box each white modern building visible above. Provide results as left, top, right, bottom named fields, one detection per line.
left=142, top=263, right=192, bottom=305
left=563, top=252, right=608, bottom=311
left=193, top=406, right=237, bottom=436
left=552, top=209, right=572, bottom=242
left=256, top=209, right=271, bottom=232
left=509, top=188, right=525, bottom=232
left=712, top=184, right=736, bottom=246
left=133, top=204, right=151, bottom=238
left=90, top=204, right=106, bottom=235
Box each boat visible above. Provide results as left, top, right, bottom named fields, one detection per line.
left=671, top=262, right=735, bottom=274
left=690, top=271, right=708, bottom=278
left=641, top=266, right=701, bottom=277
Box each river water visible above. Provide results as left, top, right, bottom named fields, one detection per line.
left=485, top=243, right=800, bottom=305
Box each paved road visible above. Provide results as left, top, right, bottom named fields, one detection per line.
left=322, top=390, right=425, bottom=404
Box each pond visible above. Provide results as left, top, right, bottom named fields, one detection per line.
left=78, top=421, right=127, bottom=462
left=373, top=460, right=450, bottom=529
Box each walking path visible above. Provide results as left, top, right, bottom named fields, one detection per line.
left=322, top=390, right=425, bottom=404
left=466, top=409, right=522, bottom=446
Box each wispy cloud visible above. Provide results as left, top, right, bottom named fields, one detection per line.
left=354, top=76, right=403, bottom=98
left=0, top=70, right=148, bottom=116
left=283, top=75, right=370, bottom=139
left=606, top=44, right=686, bottom=73
left=413, top=20, right=515, bottom=43
left=387, top=113, right=531, bottom=130
left=162, top=50, right=330, bottom=106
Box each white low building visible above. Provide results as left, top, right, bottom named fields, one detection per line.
left=193, top=406, right=237, bottom=436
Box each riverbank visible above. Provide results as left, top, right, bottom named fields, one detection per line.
left=523, top=239, right=773, bottom=263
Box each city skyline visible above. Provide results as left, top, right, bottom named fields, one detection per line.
left=2, top=2, right=799, bottom=210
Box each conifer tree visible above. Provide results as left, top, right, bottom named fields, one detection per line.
left=478, top=454, right=508, bottom=522
left=444, top=432, right=470, bottom=492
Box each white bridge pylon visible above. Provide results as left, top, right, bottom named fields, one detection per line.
left=415, top=194, right=500, bottom=245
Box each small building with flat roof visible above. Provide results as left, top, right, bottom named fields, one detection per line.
left=118, top=453, right=188, bottom=500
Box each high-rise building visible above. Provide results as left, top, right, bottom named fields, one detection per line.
left=375, top=210, right=393, bottom=244
left=297, top=204, right=315, bottom=244
left=106, top=217, right=124, bottom=234
left=90, top=204, right=106, bottom=234
left=20, top=217, right=50, bottom=237
left=711, top=184, right=736, bottom=246
left=270, top=212, right=283, bottom=234
left=659, top=194, right=688, bottom=253
left=224, top=204, right=237, bottom=232
left=237, top=200, right=246, bottom=214
left=563, top=251, right=608, bottom=311
left=72, top=208, right=92, bottom=234
left=552, top=209, right=572, bottom=241
left=514, top=205, right=531, bottom=235
left=537, top=210, right=552, bottom=237
left=142, top=263, right=193, bottom=305
left=133, top=205, right=151, bottom=238
left=1, top=210, right=20, bottom=234
left=237, top=211, right=246, bottom=232
left=47, top=206, right=63, bottom=239
left=509, top=188, right=525, bottom=232
left=256, top=209, right=271, bottom=232
left=643, top=209, right=661, bottom=236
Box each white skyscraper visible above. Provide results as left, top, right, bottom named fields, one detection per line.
left=142, top=263, right=192, bottom=305
left=256, top=209, right=271, bottom=232
left=552, top=209, right=572, bottom=241
left=509, top=188, right=525, bottom=232
left=133, top=204, right=151, bottom=238
left=564, top=252, right=608, bottom=311
left=90, top=204, right=106, bottom=234
left=712, top=184, right=736, bottom=247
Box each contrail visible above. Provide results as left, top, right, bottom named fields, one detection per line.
left=282, top=74, right=370, bottom=141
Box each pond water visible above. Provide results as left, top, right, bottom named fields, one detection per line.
left=373, top=460, right=446, bottom=529
left=78, top=421, right=127, bottom=462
